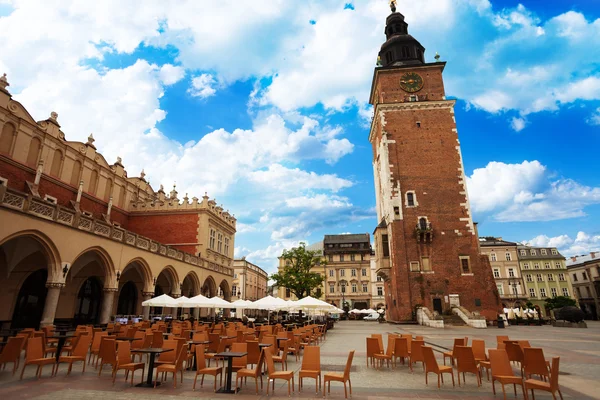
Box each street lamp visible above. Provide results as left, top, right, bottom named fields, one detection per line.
left=508, top=278, right=520, bottom=308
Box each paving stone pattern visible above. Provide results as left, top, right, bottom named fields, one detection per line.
left=0, top=321, right=598, bottom=399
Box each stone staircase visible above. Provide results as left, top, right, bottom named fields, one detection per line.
left=442, top=314, right=467, bottom=326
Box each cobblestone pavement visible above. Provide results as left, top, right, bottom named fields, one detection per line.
left=0, top=321, right=598, bottom=399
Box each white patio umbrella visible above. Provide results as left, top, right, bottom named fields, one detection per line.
left=208, top=296, right=235, bottom=308
left=141, top=294, right=179, bottom=307
left=179, top=294, right=212, bottom=307
left=249, top=295, right=288, bottom=310
left=349, top=309, right=360, bottom=314
left=231, top=299, right=252, bottom=308
left=362, top=308, right=377, bottom=314
left=294, top=296, right=332, bottom=310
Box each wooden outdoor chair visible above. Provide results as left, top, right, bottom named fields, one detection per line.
left=56, top=333, right=92, bottom=375
left=505, top=342, right=525, bottom=376
left=443, top=337, right=466, bottom=366
left=273, top=339, right=289, bottom=370
left=193, top=344, right=223, bottom=392
left=401, top=334, right=413, bottom=353
left=89, top=331, right=108, bottom=365
left=366, top=337, right=381, bottom=368
left=374, top=335, right=395, bottom=368
left=299, top=345, right=321, bottom=394
left=19, top=337, right=56, bottom=380
left=112, top=341, right=145, bottom=386
left=206, top=338, right=227, bottom=367
left=236, top=348, right=265, bottom=394
left=455, top=345, right=481, bottom=386
left=227, top=343, right=248, bottom=374
left=525, top=356, right=563, bottom=400
left=472, top=339, right=491, bottom=380
left=265, top=348, right=294, bottom=397
left=496, top=335, right=510, bottom=350
left=0, top=336, right=24, bottom=375
left=154, top=346, right=187, bottom=388
left=371, top=334, right=384, bottom=355
left=152, top=331, right=163, bottom=349
left=246, top=340, right=260, bottom=367
left=523, top=347, right=551, bottom=381
left=393, top=337, right=410, bottom=367
left=97, top=338, right=117, bottom=374
left=409, top=340, right=425, bottom=372
left=323, top=350, right=354, bottom=399
left=422, top=345, right=455, bottom=389
left=155, top=339, right=177, bottom=366
left=133, top=333, right=153, bottom=363
left=489, top=349, right=527, bottom=399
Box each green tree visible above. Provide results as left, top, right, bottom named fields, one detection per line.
left=270, top=242, right=325, bottom=299
left=544, top=295, right=576, bottom=310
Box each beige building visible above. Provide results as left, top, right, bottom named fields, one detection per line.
left=567, top=252, right=599, bottom=320
left=370, top=250, right=385, bottom=311
left=479, top=238, right=527, bottom=307
left=232, top=258, right=268, bottom=302
left=0, top=74, right=235, bottom=329
left=277, top=241, right=326, bottom=301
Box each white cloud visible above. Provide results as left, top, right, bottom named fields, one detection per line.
left=510, top=116, right=526, bottom=132
left=467, top=161, right=600, bottom=222
left=159, top=64, right=185, bottom=85
left=524, top=231, right=600, bottom=257
left=188, top=73, right=218, bottom=99
left=587, top=107, right=600, bottom=126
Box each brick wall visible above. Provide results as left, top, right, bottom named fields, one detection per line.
left=127, top=213, right=199, bottom=254
left=372, top=65, right=500, bottom=321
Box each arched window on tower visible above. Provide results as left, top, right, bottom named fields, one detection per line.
left=0, top=123, right=16, bottom=156
left=104, top=178, right=113, bottom=201
left=70, top=160, right=82, bottom=186
left=26, top=137, right=41, bottom=167
left=50, top=149, right=62, bottom=177
left=419, top=217, right=428, bottom=230
left=89, top=170, right=98, bottom=195
left=407, top=192, right=415, bottom=207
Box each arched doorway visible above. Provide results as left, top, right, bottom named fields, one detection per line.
left=117, top=281, right=138, bottom=315
left=152, top=285, right=165, bottom=315
left=11, top=269, right=48, bottom=329
left=73, top=277, right=102, bottom=325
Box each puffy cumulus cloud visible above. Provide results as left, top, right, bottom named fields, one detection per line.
left=467, top=161, right=600, bottom=222
left=249, top=165, right=352, bottom=193
left=466, top=161, right=545, bottom=213
left=243, top=241, right=301, bottom=274
left=188, top=74, right=218, bottom=99
left=159, top=64, right=185, bottom=85
left=587, top=107, right=600, bottom=126
left=510, top=116, right=526, bottom=132
left=524, top=232, right=600, bottom=257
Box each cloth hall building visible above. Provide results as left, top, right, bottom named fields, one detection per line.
left=0, top=74, right=236, bottom=329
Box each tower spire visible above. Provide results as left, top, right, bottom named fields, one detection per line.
left=378, top=5, right=426, bottom=67
left=389, top=0, right=397, bottom=13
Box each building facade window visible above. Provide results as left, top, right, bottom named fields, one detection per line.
left=541, top=249, right=547, bottom=255
left=285, top=288, right=291, bottom=298
left=505, top=252, right=512, bottom=261
left=551, top=287, right=558, bottom=297
left=534, top=263, right=540, bottom=269
left=377, top=286, right=383, bottom=296
left=529, top=288, right=536, bottom=297
left=508, top=268, right=515, bottom=278
left=531, top=249, right=537, bottom=256
left=497, top=284, right=504, bottom=295
left=362, top=283, right=368, bottom=293
left=512, top=285, right=519, bottom=295
left=329, top=269, right=334, bottom=277
left=491, top=253, right=497, bottom=262
left=224, top=237, right=230, bottom=255
left=381, top=234, right=390, bottom=257
left=406, top=192, right=416, bottom=207
left=523, top=263, right=529, bottom=269
left=340, top=255, right=345, bottom=262
left=421, top=257, right=431, bottom=271
left=410, top=262, right=420, bottom=272
left=341, top=284, right=346, bottom=293
left=562, top=287, right=569, bottom=297
left=340, top=269, right=345, bottom=277
left=547, top=274, right=554, bottom=281
left=209, top=229, right=216, bottom=250
left=232, top=285, right=237, bottom=295
left=520, top=250, right=526, bottom=256
left=493, top=269, right=500, bottom=278
left=545, top=263, right=551, bottom=269
left=351, top=283, right=357, bottom=293
left=328, top=255, right=333, bottom=262
left=526, top=274, right=532, bottom=282
left=558, top=273, right=565, bottom=281
left=376, top=276, right=383, bottom=282
left=362, top=268, right=367, bottom=277
left=217, top=233, right=223, bottom=253
left=540, top=288, right=547, bottom=297
left=329, top=284, right=334, bottom=294
left=536, top=274, right=543, bottom=282
left=351, top=269, right=356, bottom=277
left=555, top=262, right=561, bottom=269
left=460, top=256, right=471, bottom=274
left=582, top=272, right=588, bottom=280
left=350, top=254, right=355, bottom=261
left=572, top=274, right=578, bottom=282
left=551, top=249, right=558, bottom=255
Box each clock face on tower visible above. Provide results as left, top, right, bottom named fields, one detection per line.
left=399, top=72, right=424, bottom=93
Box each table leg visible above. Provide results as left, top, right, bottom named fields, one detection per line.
left=55, top=336, right=66, bottom=363
left=135, top=353, right=161, bottom=387
left=216, top=357, right=236, bottom=393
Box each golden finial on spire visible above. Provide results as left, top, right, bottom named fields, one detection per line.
left=389, top=0, right=397, bottom=13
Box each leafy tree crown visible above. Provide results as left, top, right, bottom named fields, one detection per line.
left=270, top=242, right=326, bottom=299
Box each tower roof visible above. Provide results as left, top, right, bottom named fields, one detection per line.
left=378, top=5, right=425, bottom=67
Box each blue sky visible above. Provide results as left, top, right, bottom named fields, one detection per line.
left=1, top=0, right=599, bottom=273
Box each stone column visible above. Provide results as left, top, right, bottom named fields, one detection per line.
left=99, top=288, right=118, bottom=324
left=193, top=308, right=200, bottom=320
left=40, top=283, right=64, bottom=327
left=142, top=292, right=154, bottom=321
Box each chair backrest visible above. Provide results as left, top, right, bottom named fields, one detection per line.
left=386, top=336, right=395, bottom=356
left=196, top=344, right=207, bottom=370
left=277, top=331, right=287, bottom=339
left=159, top=339, right=177, bottom=362
left=208, top=333, right=220, bottom=352
left=505, top=342, right=524, bottom=363
left=99, top=338, right=116, bottom=364
left=523, top=348, right=550, bottom=377
left=264, top=348, right=277, bottom=375
left=343, top=350, right=355, bottom=380
left=489, top=349, right=515, bottom=377
left=452, top=337, right=466, bottom=352
left=116, top=340, right=133, bottom=366
left=496, top=335, right=509, bottom=349
left=279, top=339, right=289, bottom=361
left=152, top=331, right=163, bottom=348
left=131, top=331, right=145, bottom=349
left=415, top=335, right=424, bottom=341
left=25, top=336, right=44, bottom=361
left=366, top=337, right=381, bottom=359
left=518, top=340, right=531, bottom=350
left=301, top=346, right=320, bottom=371
left=401, top=334, right=412, bottom=352
left=0, top=336, right=24, bottom=363
left=455, top=346, right=478, bottom=373
left=262, top=335, right=276, bottom=347
left=231, top=343, right=248, bottom=367
left=393, top=337, right=409, bottom=358
left=422, top=346, right=440, bottom=373
left=371, top=334, right=384, bottom=353
left=73, top=334, right=92, bottom=357
left=174, top=337, right=187, bottom=355
left=472, top=339, right=487, bottom=361
left=141, top=333, right=153, bottom=348
left=411, top=340, right=425, bottom=362
left=246, top=340, right=260, bottom=364
left=175, top=345, right=187, bottom=369
left=549, top=357, right=560, bottom=390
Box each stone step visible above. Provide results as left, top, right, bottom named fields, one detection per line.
left=442, top=314, right=466, bottom=326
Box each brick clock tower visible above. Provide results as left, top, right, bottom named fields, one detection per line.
left=369, top=3, right=500, bottom=322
